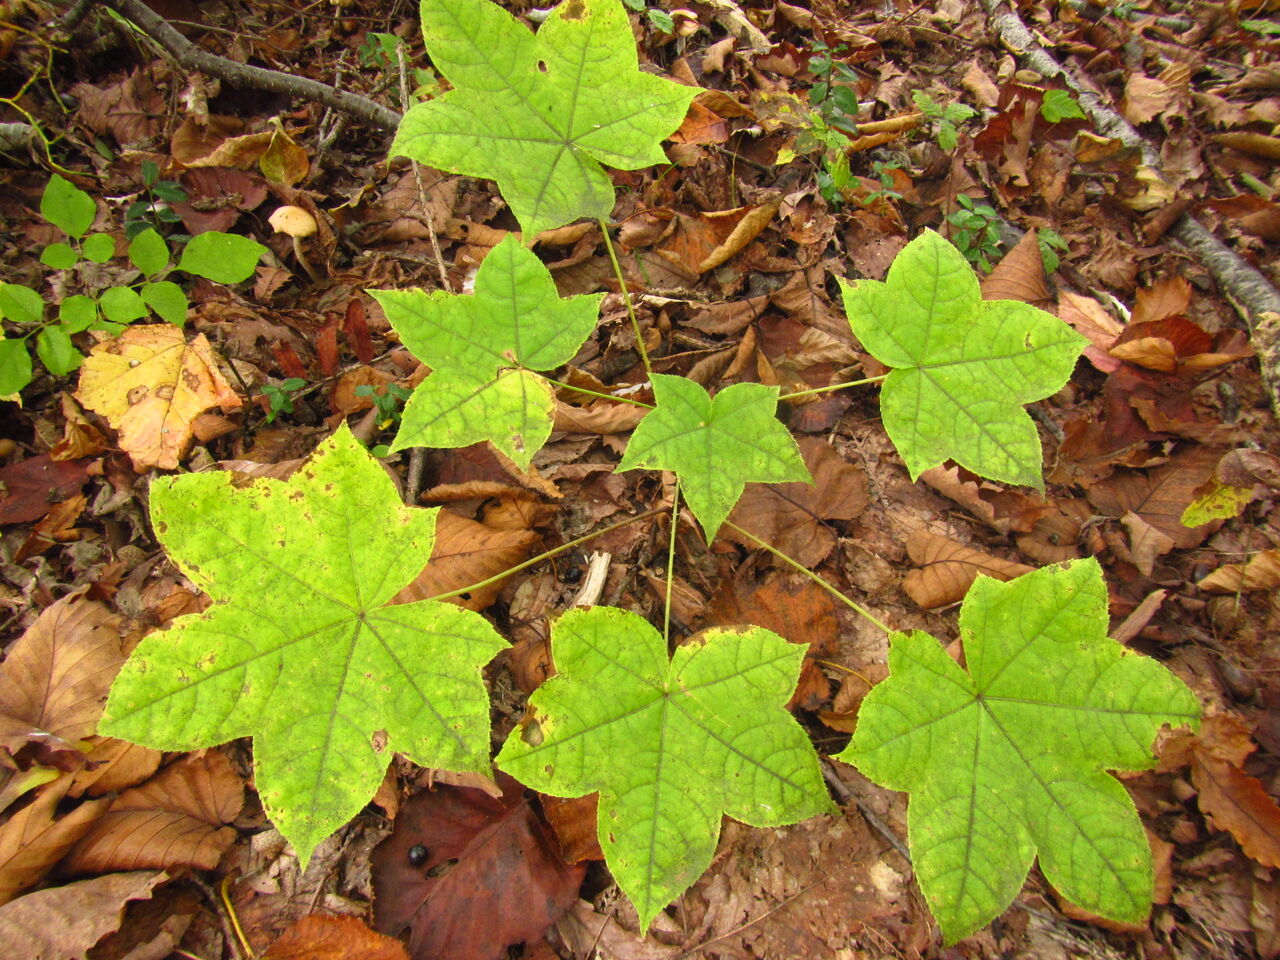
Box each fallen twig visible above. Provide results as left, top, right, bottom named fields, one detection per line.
left=96, top=0, right=402, bottom=133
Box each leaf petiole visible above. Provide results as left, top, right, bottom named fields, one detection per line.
left=542, top=376, right=654, bottom=408
left=778, top=374, right=888, bottom=402
left=598, top=218, right=654, bottom=377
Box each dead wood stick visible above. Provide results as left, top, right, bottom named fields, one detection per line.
left=98, top=0, right=402, bottom=133
left=980, top=0, right=1280, bottom=415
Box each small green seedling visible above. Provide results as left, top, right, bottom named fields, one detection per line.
left=912, top=91, right=977, bottom=153
left=260, top=377, right=308, bottom=423
left=947, top=193, right=1003, bottom=271
left=1037, top=228, right=1070, bottom=274
left=620, top=0, right=675, bottom=34
left=1039, top=89, right=1086, bottom=124
left=123, top=160, right=188, bottom=239
left=355, top=381, right=413, bottom=429
left=0, top=174, right=266, bottom=396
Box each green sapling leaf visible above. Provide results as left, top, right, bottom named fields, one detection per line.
left=140, top=281, right=189, bottom=326
left=129, top=228, right=171, bottom=277
left=0, top=283, right=44, bottom=325
left=59, top=295, right=98, bottom=333
left=98, top=286, right=149, bottom=325
left=837, top=558, right=1200, bottom=943
left=838, top=229, right=1086, bottom=489
left=40, top=242, right=78, bottom=270
left=391, top=0, right=699, bottom=236
left=615, top=374, right=810, bottom=539
left=496, top=607, right=832, bottom=932
left=36, top=326, right=82, bottom=376
left=370, top=233, right=603, bottom=467
left=1040, top=89, right=1086, bottom=123
left=82, top=234, right=116, bottom=264
left=0, top=338, right=33, bottom=395
left=41, top=174, right=96, bottom=239
left=177, top=231, right=267, bottom=284
left=99, top=423, right=508, bottom=863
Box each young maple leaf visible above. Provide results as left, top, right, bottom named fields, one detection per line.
left=615, top=374, right=811, bottom=539
left=838, top=229, right=1087, bottom=490
left=369, top=234, right=602, bottom=468
left=99, top=424, right=507, bottom=864
left=837, top=558, right=1201, bottom=943
left=391, top=0, right=700, bottom=236
left=496, top=606, right=832, bottom=932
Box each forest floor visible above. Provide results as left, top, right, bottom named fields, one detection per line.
left=1, top=0, right=1279, bottom=958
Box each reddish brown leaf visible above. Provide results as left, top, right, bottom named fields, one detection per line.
left=60, top=750, right=244, bottom=874
left=980, top=229, right=1051, bottom=307
left=264, top=915, right=410, bottom=960
left=1192, top=751, right=1280, bottom=869
left=725, top=437, right=866, bottom=567
left=345, top=297, right=376, bottom=364
left=1087, top=445, right=1222, bottom=549
left=371, top=773, right=584, bottom=960
left=0, top=455, right=89, bottom=525
left=540, top=794, right=604, bottom=863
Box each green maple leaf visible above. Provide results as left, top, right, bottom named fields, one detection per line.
left=392, top=0, right=699, bottom=236
left=838, top=229, right=1086, bottom=490
left=836, top=559, right=1200, bottom=943
left=99, top=424, right=507, bottom=863
left=370, top=234, right=602, bottom=468
left=615, top=374, right=810, bottom=539
left=496, top=606, right=832, bottom=932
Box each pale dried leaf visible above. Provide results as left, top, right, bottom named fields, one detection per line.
left=902, top=529, right=1034, bottom=609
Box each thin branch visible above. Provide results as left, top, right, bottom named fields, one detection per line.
left=99, top=0, right=402, bottom=133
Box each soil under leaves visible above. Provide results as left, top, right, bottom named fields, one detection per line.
left=1, top=1, right=1279, bottom=958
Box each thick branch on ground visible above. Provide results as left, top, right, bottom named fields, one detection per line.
left=99, top=0, right=402, bottom=133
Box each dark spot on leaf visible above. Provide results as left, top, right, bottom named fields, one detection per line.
left=561, top=0, right=585, bottom=19
left=407, top=843, right=429, bottom=866
left=537, top=60, right=548, bottom=72
left=459, top=592, right=471, bottom=601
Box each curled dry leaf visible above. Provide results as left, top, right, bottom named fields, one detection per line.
left=75, top=325, right=243, bottom=471
left=1197, top=549, right=1280, bottom=594
left=263, top=914, right=410, bottom=960
left=60, top=750, right=244, bottom=874
left=0, top=869, right=167, bottom=959
left=724, top=437, right=867, bottom=568
left=902, top=529, right=1034, bottom=609
left=980, top=230, right=1051, bottom=308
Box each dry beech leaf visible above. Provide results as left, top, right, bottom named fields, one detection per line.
left=553, top=398, right=648, bottom=434
left=1191, top=750, right=1280, bottom=869
left=66, top=737, right=162, bottom=799
left=60, top=750, right=244, bottom=874
left=724, top=437, right=867, bottom=567
left=1121, top=511, right=1176, bottom=576
left=902, top=529, right=1035, bottom=609
left=540, top=793, right=604, bottom=863
left=0, top=869, right=168, bottom=958
left=75, top=325, right=242, bottom=471
left=1057, top=291, right=1122, bottom=373
left=1197, top=549, right=1280, bottom=594
left=392, top=509, right=538, bottom=611
left=0, top=780, right=110, bottom=904
left=1087, top=446, right=1222, bottom=549
left=263, top=914, right=410, bottom=960
left=1131, top=276, right=1192, bottom=325
left=0, top=594, right=123, bottom=771
left=980, top=230, right=1051, bottom=307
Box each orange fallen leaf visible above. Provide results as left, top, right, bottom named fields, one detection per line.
left=0, top=779, right=110, bottom=905
left=1192, top=750, right=1280, bottom=869
left=75, top=325, right=242, bottom=471
left=263, top=914, right=409, bottom=960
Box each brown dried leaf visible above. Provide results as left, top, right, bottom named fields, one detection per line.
left=61, top=750, right=243, bottom=875
left=66, top=737, right=162, bottom=799
left=980, top=230, right=1051, bottom=307
left=75, top=326, right=243, bottom=471
left=1192, top=751, right=1280, bottom=869
left=0, top=780, right=110, bottom=904
left=0, top=594, right=123, bottom=749
left=1087, top=445, right=1222, bottom=549
left=371, top=774, right=584, bottom=960
left=1197, top=549, right=1280, bottom=594
left=392, top=510, right=537, bottom=612
left=540, top=794, right=604, bottom=863
left=263, top=915, right=410, bottom=960
left=724, top=438, right=866, bottom=567
left=1131, top=276, right=1192, bottom=325
left=0, top=869, right=167, bottom=958
left=1121, top=510, right=1176, bottom=576
left=1057, top=291, right=1122, bottom=373
left=552, top=398, right=648, bottom=434
left=902, top=529, right=1034, bottom=609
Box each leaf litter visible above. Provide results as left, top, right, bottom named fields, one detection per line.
left=2, top=0, right=1280, bottom=956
